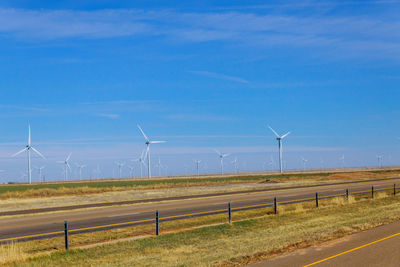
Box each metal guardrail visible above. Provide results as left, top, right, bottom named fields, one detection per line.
left=0, top=184, right=397, bottom=247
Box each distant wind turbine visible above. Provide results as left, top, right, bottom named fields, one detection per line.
left=215, top=149, right=230, bottom=175
left=137, top=125, right=166, bottom=179
left=57, top=153, right=72, bottom=181
left=231, top=157, right=239, bottom=174
left=301, top=157, right=308, bottom=171
left=12, top=124, right=45, bottom=184
left=75, top=163, right=86, bottom=180
left=34, top=166, right=45, bottom=182
left=127, top=165, right=135, bottom=177
left=132, top=149, right=146, bottom=178
left=115, top=161, right=125, bottom=178
left=155, top=158, right=162, bottom=176
left=268, top=125, right=290, bottom=173
left=377, top=155, right=384, bottom=168
left=339, top=154, right=345, bottom=168
left=194, top=160, right=201, bottom=176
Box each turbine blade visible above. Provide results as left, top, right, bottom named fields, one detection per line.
left=66, top=153, right=72, bottom=162
left=137, top=125, right=149, bottom=142
left=267, top=125, right=280, bottom=138
left=214, top=149, right=222, bottom=156
left=150, top=141, right=166, bottom=144
left=281, top=131, right=291, bottom=139
left=67, top=163, right=71, bottom=171
left=31, top=147, right=45, bottom=159
left=12, top=148, right=27, bottom=157
left=28, top=124, right=31, bottom=146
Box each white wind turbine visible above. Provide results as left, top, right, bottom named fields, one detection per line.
left=132, top=149, right=146, bottom=178
left=57, top=153, right=72, bottom=181
left=155, top=158, right=162, bottom=176
left=75, top=163, right=86, bottom=180
left=194, top=160, right=201, bottom=176
left=231, top=157, right=239, bottom=174
left=127, top=165, right=135, bottom=177
left=301, top=157, right=308, bottom=171
left=268, top=155, right=275, bottom=170
left=34, top=166, right=45, bottom=182
left=137, top=125, right=166, bottom=179
left=215, top=149, right=230, bottom=175
left=339, top=154, right=345, bottom=168
left=376, top=155, right=384, bottom=168
left=12, top=124, right=45, bottom=184
left=268, top=125, right=290, bottom=174
left=115, top=161, right=125, bottom=178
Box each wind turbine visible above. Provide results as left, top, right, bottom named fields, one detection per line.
left=132, top=149, right=146, bottom=178
left=268, top=125, right=290, bottom=174
left=137, top=125, right=166, bottom=179
left=301, top=157, right=308, bottom=171
left=194, top=160, right=201, bottom=176
left=231, top=157, right=239, bottom=174
left=57, top=153, right=72, bottom=181
left=127, top=165, right=135, bottom=177
left=75, top=164, right=86, bottom=180
left=214, top=149, right=230, bottom=175
left=115, top=161, right=125, bottom=178
left=155, top=158, right=162, bottom=176
left=339, top=154, right=345, bottom=168
left=377, top=155, right=384, bottom=168
left=12, top=124, right=45, bottom=184
left=268, top=155, right=275, bottom=170
left=34, top=166, right=45, bottom=182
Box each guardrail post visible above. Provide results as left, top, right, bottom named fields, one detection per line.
left=346, top=189, right=349, bottom=199
left=315, top=193, right=319, bottom=208
left=64, top=221, right=69, bottom=250
left=155, top=210, right=159, bottom=236
left=372, top=186, right=374, bottom=199
left=274, top=197, right=277, bottom=214
left=394, top=184, right=396, bottom=196
left=228, top=202, right=232, bottom=223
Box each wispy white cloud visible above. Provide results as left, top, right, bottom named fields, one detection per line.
left=0, top=7, right=397, bottom=59
left=97, top=113, right=120, bottom=119
left=163, top=113, right=235, bottom=122
left=188, top=70, right=249, bottom=84
left=0, top=104, right=49, bottom=112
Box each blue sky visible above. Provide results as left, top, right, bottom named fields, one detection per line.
left=0, top=0, right=400, bottom=182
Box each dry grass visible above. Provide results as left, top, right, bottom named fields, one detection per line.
left=3, top=189, right=400, bottom=266
left=0, top=242, right=28, bottom=265
left=2, top=168, right=400, bottom=201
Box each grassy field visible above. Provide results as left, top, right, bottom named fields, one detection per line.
left=2, top=190, right=400, bottom=266
left=1, top=169, right=399, bottom=200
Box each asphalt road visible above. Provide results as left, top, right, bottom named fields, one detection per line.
left=1, top=178, right=399, bottom=243
left=250, top=220, right=400, bottom=267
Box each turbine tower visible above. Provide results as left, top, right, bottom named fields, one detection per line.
left=214, top=149, right=230, bottom=175
left=12, top=124, right=45, bottom=184
left=194, top=160, right=201, bottom=176
left=377, top=155, right=384, bottom=168
left=155, top=158, right=162, bottom=176
left=268, top=125, right=291, bottom=174
left=57, top=153, right=72, bottom=181
left=340, top=154, right=345, bottom=168
left=137, top=125, right=166, bottom=179
left=115, top=161, right=125, bottom=178
left=34, top=166, right=45, bottom=182
left=127, top=165, right=134, bottom=177
left=75, top=164, right=86, bottom=180
left=132, top=149, right=146, bottom=178
left=301, top=157, right=308, bottom=171
left=231, top=157, right=239, bottom=174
